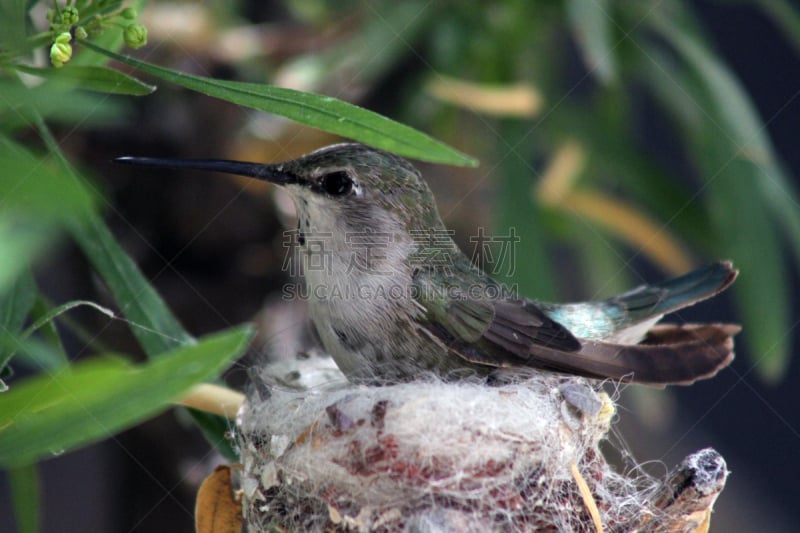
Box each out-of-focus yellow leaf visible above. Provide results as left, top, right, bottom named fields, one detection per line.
left=177, top=384, right=245, bottom=420
left=537, top=142, right=692, bottom=275
left=427, top=75, right=543, bottom=117
left=536, top=139, right=586, bottom=204
left=559, top=191, right=692, bottom=275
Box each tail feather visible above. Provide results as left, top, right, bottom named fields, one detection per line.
left=608, top=261, right=738, bottom=321
left=524, top=323, right=739, bottom=386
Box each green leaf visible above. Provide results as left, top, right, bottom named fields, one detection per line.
left=67, top=215, right=241, bottom=453
left=280, top=1, right=437, bottom=94
left=652, top=18, right=769, bottom=158
left=0, top=326, right=253, bottom=467
left=0, top=137, right=95, bottom=294
left=0, top=270, right=36, bottom=339
left=12, top=340, right=69, bottom=374
left=566, top=0, right=617, bottom=83
left=31, top=120, right=238, bottom=455
left=706, top=158, right=789, bottom=380
left=0, top=79, right=125, bottom=132
left=0, top=217, right=52, bottom=298
left=494, top=121, right=556, bottom=300
left=188, top=408, right=239, bottom=462
left=23, top=295, right=71, bottom=369
left=11, top=300, right=116, bottom=372
left=575, top=227, right=630, bottom=298
left=80, top=40, right=477, bottom=167
left=0, top=137, right=95, bottom=222
left=756, top=0, right=800, bottom=55
left=69, top=0, right=134, bottom=67
left=0, top=269, right=37, bottom=373
left=0, top=0, right=30, bottom=57
left=30, top=120, right=188, bottom=359
left=14, top=64, right=156, bottom=96
left=650, top=10, right=800, bottom=269
left=644, top=14, right=795, bottom=379
left=8, top=463, right=40, bottom=533
left=68, top=214, right=195, bottom=357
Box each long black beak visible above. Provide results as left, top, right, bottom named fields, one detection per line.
left=114, top=157, right=298, bottom=185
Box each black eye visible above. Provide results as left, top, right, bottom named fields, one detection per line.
left=319, top=171, right=354, bottom=196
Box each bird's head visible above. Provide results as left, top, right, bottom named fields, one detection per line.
left=116, top=143, right=445, bottom=236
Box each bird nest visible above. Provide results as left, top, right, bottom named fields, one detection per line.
left=236, top=355, right=727, bottom=532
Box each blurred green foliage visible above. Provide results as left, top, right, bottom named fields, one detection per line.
left=0, top=0, right=477, bottom=528
left=1, top=0, right=798, bottom=530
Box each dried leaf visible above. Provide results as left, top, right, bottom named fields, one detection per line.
left=195, top=465, right=243, bottom=533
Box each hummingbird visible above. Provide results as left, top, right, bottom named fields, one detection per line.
left=116, top=143, right=739, bottom=386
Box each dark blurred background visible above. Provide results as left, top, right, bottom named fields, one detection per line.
left=2, top=1, right=799, bottom=531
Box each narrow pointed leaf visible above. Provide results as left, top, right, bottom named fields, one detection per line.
left=651, top=14, right=800, bottom=272
left=8, top=463, right=40, bottom=533
left=281, top=1, right=436, bottom=94
left=66, top=213, right=238, bottom=454
left=705, top=157, right=789, bottom=380
left=0, top=326, right=253, bottom=467
left=0, top=79, right=124, bottom=132
left=495, top=122, right=557, bottom=300
left=31, top=110, right=191, bottom=358
left=11, top=300, right=117, bottom=372
left=0, top=138, right=95, bottom=221
left=21, top=295, right=72, bottom=369
left=0, top=270, right=36, bottom=339
left=0, top=0, right=29, bottom=56
left=81, top=40, right=477, bottom=166
left=756, top=0, right=800, bottom=55
left=69, top=214, right=195, bottom=357
left=641, top=18, right=794, bottom=379
left=0, top=217, right=52, bottom=298
left=14, top=64, right=156, bottom=96
left=0, top=270, right=37, bottom=372
left=0, top=138, right=94, bottom=294
left=566, top=0, right=617, bottom=83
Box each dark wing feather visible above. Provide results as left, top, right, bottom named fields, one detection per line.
left=484, top=299, right=581, bottom=353
left=412, top=267, right=738, bottom=386
left=412, top=267, right=580, bottom=366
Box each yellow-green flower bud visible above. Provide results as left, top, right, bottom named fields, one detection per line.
left=54, top=32, right=72, bottom=45
left=61, top=6, right=80, bottom=26
left=123, top=23, right=147, bottom=49
left=121, top=7, right=137, bottom=20
left=84, top=15, right=104, bottom=35
left=50, top=34, right=73, bottom=68
left=74, top=26, right=88, bottom=40
left=50, top=7, right=79, bottom=34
